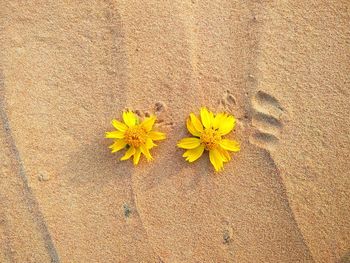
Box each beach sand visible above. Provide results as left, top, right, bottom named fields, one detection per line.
left=0, top=1, right=349, bottom=262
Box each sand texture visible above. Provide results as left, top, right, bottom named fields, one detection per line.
left=0, top=1, right=349, bottom=262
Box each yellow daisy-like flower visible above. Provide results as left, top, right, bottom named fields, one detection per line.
left=177, top=107, right=240, bottom=172
left=105, top=111, right=166, bottom=165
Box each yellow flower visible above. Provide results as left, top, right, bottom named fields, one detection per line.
left=105, top=111, right=166, bottom=165
left=177, top=107, right=240, bottom=172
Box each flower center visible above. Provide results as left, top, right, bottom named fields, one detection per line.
left=124, top=126, right=147, bottom=148
left=200, top=128, right=221, bottom=150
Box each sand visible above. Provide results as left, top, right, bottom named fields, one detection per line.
left=0, top=1, right=349, bottom=262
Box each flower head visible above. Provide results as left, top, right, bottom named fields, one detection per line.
left=106, top=111, right=166, bottom=165
left=177, top=107, right=240, bottom=172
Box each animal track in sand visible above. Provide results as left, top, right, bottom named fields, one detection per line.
left=249, top=90, right=284, bottom=151
left=152, top=102, right=175, bottom=127
left=219, top=90, right=237, bottom=110
left=154, top=101, right=166, bottom=113
left=133, top=102, right=174, bottom=127
left=221, top=218, right=234, bottom=246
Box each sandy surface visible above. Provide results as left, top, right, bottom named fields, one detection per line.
left=0, top=1, right=349, bottom=262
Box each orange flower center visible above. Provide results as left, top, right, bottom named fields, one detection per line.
left=124, top=126, right=147, bottom=148
left=200, top=128, right=221, bottom=150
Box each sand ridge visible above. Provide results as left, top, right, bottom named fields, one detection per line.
left=0, top=71, right=58, bottom=262
left=256, top=1, right=350, bottom=261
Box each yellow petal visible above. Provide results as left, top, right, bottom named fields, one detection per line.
left=133, top=148, right=141, bottom=165
left=140, top=145, right=153, bottom=161
left=105, top=131, right=124, bottom=139
left=109, top=139, right=127, bottom=153
left=183, top=145, right=205, bottom=162
left=148, top=131, right=166, bottom=141
left=219, top=139, right=240, bottom=152
left=218, top=115, right=236, bottom=135
left=210, top=112, right=214, bottom=125
left=111, top=119, right=128, bottom=131
left=145, top=138, right=156, bottom=149
left=142, top=115, right=156, bottom=132
left=218, top=148, right=231, bottom=162
left=123, top=111, right=138, bottom=127
left=209, top=149, right=224, bottom=172
left=213, top=113, right=226, bottom=130
left=120, top=146, right=136, bottom=161
left=177, top=137, right=201, bottom=149
left=189, top=113, right=203, bottom=133
left=186, top=117, right=201, bottom=136
left=200, top=107, right=213, bottom=129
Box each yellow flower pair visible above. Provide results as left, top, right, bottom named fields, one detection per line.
left=105, top=107, right=240, bottom=172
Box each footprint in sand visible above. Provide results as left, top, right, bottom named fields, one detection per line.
left=219, top=90, right=237, bottom=109
left=134, top=102, right=174, bottom=128
left=249, top=90, right=284, bottom=151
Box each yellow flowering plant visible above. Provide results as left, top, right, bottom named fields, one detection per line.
left=177, top=107, right=240, bottom=172
left=105, top=111, right=166, bottom=165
